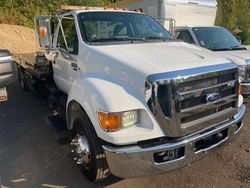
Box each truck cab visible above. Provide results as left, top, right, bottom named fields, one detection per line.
left=175, top=26, right=250, bottom=101
left=15, top=6, right=246, bottom=182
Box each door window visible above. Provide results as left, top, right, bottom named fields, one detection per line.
left=57, top=15, right=79, bottom=55
left=176, top=30, right=195, bottom=44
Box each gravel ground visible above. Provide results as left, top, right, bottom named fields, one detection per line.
left=0, top=83, right=249, bottom=188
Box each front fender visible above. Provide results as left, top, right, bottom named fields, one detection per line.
left=67, top=76, right=165, bottom=145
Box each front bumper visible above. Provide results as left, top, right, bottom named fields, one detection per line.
left=103, top=105, right=246, bottom=178
left=242, top=82, right=250, bottom=102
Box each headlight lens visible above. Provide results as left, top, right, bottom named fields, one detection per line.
left=98, top=110, right=139, bottom=132
left=122, top=110, right=138, bottom=128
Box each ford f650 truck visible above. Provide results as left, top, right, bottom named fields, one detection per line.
left=110, top=0, right=250, bottom=102
left=14, top=6, right=246, bottom=182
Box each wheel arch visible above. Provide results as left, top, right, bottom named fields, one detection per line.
left=67, top=100, right=92, bottom=131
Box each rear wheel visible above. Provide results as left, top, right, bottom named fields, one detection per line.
left=18, top=67, right=29, bottom=92
left=71, top=110, right=111, bottom=182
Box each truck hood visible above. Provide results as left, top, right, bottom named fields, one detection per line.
left=215, top=49, right=250, bottom=66
left=83, top=41, right=232, bottom=96
left=89, top=41, right=229, bottom=76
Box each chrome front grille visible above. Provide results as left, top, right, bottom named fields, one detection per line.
left=147, top=63, right=239, bottom=138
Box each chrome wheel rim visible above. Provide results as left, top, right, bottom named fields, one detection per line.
left=71, top=133, right=91, bottom=169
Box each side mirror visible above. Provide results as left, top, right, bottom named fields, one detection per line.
left=0, top=49, right=17, bottom=88
left=157, top=17, right=176, bottom=37
left=35, top=16, right=53, bottom=50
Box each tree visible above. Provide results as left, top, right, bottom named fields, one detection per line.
left=215, top=0, right=237, bottom=31
left=216, top=0, right=250, bottom=44
left=235, top=0, right=250, bottom=44
left=0, top=0, right=111, bottom=28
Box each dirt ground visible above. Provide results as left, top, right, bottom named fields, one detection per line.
left=0, top=24, right=36, bottom=53
left=0, top=84, right=249, bottom=188
left=0, top=24, right=249, bottom=188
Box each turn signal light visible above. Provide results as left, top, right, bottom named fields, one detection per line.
left=237, top=82, right=242, bottom=95
left=39, top=27, right=47, bottom=38
left=98, top=111, right=121, bottom=132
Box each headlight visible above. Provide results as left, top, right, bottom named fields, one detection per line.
left=121, top=110, right=138, bottom=127
left=98, top=110, right=139, bottom=132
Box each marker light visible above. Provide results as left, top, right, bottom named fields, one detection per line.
left=98, top=111, right=121, bottom=132
left=39, top=27, right=47, bottom=38
left=237, top=82, right=242, bottom=95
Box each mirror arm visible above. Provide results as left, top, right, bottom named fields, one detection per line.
left=57, top=16, right=70, bottom=53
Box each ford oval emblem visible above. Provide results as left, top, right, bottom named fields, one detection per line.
left=206, top=93, right=221, bottom=103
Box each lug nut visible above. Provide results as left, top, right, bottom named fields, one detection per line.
left=77, top=149, right=83, bottom=154
left=77, top=159, right=83, bottom=165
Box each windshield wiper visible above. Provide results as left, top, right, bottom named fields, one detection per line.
left=89, top=38, right=130, bottom=42
left=142, top=36, right=170, bottom=41
left=89, top=37, right=145, bottom=43
left=88, top=36, right=172, bottom=44
left=212, top=46, right=247, bottom=51
left=230, top=45, right=247, bottom=50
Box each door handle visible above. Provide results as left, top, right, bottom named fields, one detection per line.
left=71, top=62, right=78, bottom=71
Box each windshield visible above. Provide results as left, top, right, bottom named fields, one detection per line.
left=78, top=12, right=173, bottom=44
left=192, top=27, right=245, bottom=51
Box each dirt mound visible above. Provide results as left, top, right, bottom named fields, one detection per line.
left=0, top=24, right=36, bottom=54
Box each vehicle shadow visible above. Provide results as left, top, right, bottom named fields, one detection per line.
left=49, top=115, right=123, bottom=187
left=0, top=83, right=122, bottom=188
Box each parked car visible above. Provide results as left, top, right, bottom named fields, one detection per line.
left=175, top=26, right=250, bottom=101
left=0, top=49, right=17, bottom=102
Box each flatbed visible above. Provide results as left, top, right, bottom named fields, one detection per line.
left=14, top=53, right=52, bottom=80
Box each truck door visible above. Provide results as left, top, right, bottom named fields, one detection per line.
left=53, top=15, right=80, bottom=94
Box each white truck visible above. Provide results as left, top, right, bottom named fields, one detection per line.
left=175, top=26, right=250, bottom=101
left=14, top=6, right=246, bottom=182
left=0, top=49, right=17, bottom=102
left=110, top=0, right=250, bottom=101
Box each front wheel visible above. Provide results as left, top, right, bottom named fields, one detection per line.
left=71, top=110, right=111, bottom=182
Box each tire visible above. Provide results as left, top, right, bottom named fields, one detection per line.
left=18, top=67, right=29, bottom=92
left=71, top=110, right=111, bottom=182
